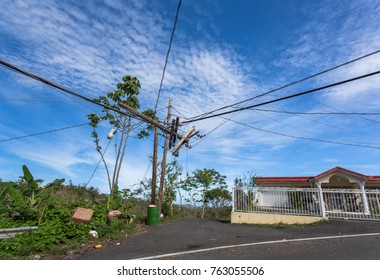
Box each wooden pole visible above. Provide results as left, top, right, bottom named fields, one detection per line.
left=118, top=102, right=168, bottom=132
left=151, top=127, right=159, bottom=205
left=158, top=100, right=172, bottom=212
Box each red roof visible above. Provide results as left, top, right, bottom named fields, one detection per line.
left=315, top=166, right=367, bottom=179
left=368, top=176, right=380, bottom=182
left=255, top=166, right=380, bottom=184
left=255, top=177, right=309, bottom=183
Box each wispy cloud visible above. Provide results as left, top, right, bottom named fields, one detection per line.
left=1, top=0, right=380, bottom=187
left=3, top=127, right=98, bottom=178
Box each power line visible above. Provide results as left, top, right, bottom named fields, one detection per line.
left=86, top=122, right=160, bottom=187
left=251, top=108, right=380, bottom=116
left=85, top=138, right=113, bottom=187
left=0, top=123, right=88, bottom=143
left=0, top=98, right=76, bottom=102
left=0, top=59, right=142, bottom=121
left=252, top=109, right=379, bottom=145
left=191, top=115, right=233, bottom=148
left=187, top=51, right=380, bottom=142
left=190, top=67, right=380, bottom=144
left=182, top=70, right=380, bottom=124
left=255, top=107, right=380, bottom=140
left=172, top=106, right=189, bottom=119
left=154, top=0, right=182, bottom=112
left=185, top=49, right=380, bottom=121
left=227, top=118, right=380, bottom=150
left=314, top=100, right=380, bottom=125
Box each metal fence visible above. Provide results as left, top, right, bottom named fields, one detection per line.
left=233, top=186, right=380, bottom=220
left=322, top=188, right=380, bottom=220
left=233, top=187, right=321, bottom=216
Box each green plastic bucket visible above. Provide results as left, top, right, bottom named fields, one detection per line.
left=147, top=205, right=159, bottom=226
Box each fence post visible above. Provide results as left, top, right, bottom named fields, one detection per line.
left=232, top=187, right=235, bottom=212
left=316, top=181, right=326, bottom=218
left=359, top=181, right=370, bottom=215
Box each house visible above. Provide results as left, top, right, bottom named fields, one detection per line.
left=255, top=166, right=380, bottom=189
left=231, top=167, right=380, bottom=224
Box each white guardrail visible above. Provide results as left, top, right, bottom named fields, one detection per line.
left=0, top=226, right=38, bottom=240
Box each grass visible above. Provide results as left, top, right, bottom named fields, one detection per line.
left=39, top=222, right=144, bottom=259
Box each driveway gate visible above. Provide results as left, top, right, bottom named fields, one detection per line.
left=322, top=188, right=380, bottom=220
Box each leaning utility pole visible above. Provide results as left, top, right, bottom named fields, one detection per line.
left=118, top=101, right=198, bottom=210
left=171, top=126, right=196, bottom=156
left=158, top=100, right=172, bottom=210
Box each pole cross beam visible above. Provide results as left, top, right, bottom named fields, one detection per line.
left=118, top=102, right=194, bottom=156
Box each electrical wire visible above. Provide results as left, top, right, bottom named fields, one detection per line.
left=257, top=107, right=380, bottom=140
left=0, top=123, right=88, bottom=143
left=249, top=83, right=380, bottom=138
left=251, top=110, right=379, bottom=145
left=227, top=118, right=380, bottom=150
left=250, top=108, right=380, bottom=116
left=186, top=51, right=380, bottom=146
left=85, top=138, right=113, bottom=187
left=86, top=121, right=157, bottom=187
left=182, top=70, right=380, bottom=124
left=172, top=106, right=189, bottom=119
left=0, top=98, right=77, bottom=102
left=314, top=100, right=380, bottom=125
left=154, top=0, right=183, bottom=112
left=0, top=59, right=143, bottom=121
left=191, top=112, right=237, bottom=148
left=185, top=49, right=380, bottom=121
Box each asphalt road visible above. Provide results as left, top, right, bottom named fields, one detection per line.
left=69, top=218, right=380, bottom=260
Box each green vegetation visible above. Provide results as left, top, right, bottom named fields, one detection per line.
left=87, top=75, right=156, bottom=204
left=0, top=165, right=234, bottom=259
left=184, top=168, right=228, bottom=219
left=234, top=171, right=256, bottom=188
left=0, top=166, right=140, bottom=259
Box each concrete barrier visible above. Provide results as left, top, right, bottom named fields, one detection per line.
left=231, top=211, right=326, bottom=225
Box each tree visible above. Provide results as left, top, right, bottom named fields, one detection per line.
left=162, top=160, right=183, bottom=216
left=184, top=168, right=227, bottom=219
left=204, top=187, right=232, bottom=219
left=205, top=187, right=232, bottom=208
left=0, top=165, right=64, bottom=225
left=234, top=171, right=258, bottom=213
left=139, top=159, right=183, bottom=216
left=234, top=171, right=256, bottom=187
left=87, top=76, right=156, bottom=205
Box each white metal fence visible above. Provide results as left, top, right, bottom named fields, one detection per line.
left=322, top=188, right=380, bottom=220
left=233, top=186, right=380, bottom=220
left=233, top=187, right=321, bottom=216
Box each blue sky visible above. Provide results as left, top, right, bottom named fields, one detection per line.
left=1, top=0, right=380, bottom=193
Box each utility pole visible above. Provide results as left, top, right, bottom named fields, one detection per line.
left=118, top=101, right=199, bottom=224
left=118, top=101, right=197, bottom=206
left=151, top=127, right=159, bottom=205
left=158, top=100, right=172, bottom=211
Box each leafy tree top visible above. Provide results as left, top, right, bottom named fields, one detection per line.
left=87, top=75, right=157, bottom=129
left=186, top=168, right=227, bottom=190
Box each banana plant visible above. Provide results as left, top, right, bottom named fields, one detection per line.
left=0, top=165, right=64, bottom=224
